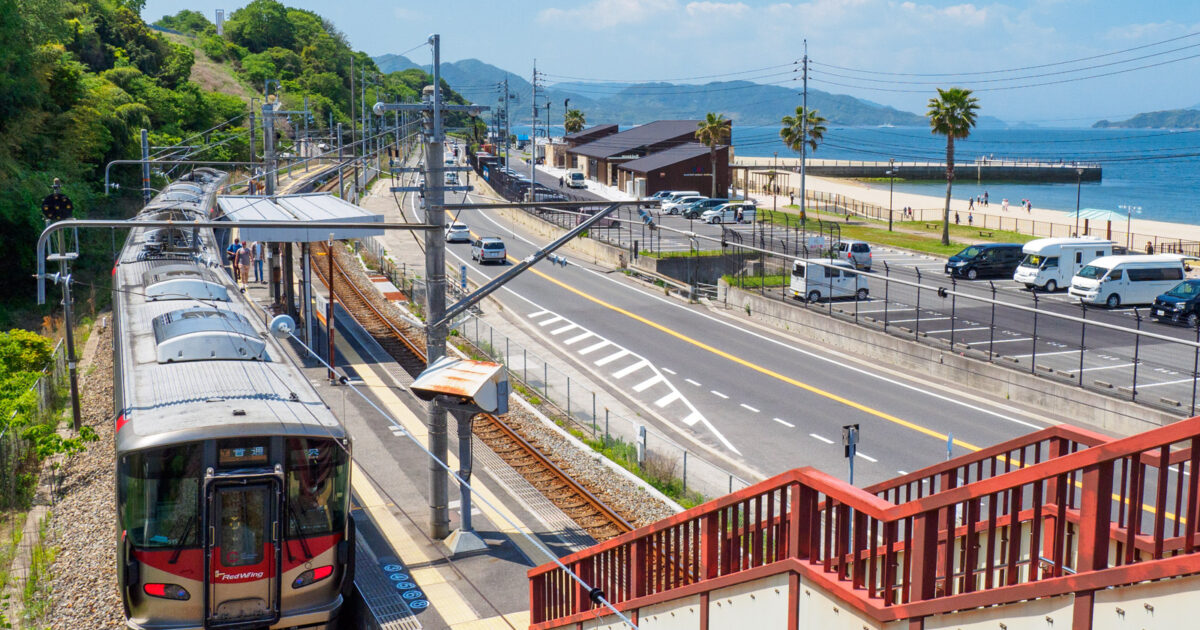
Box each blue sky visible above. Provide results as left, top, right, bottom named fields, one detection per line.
left=142, top=1, right=1200, bottom=125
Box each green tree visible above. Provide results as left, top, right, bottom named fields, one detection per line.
left=694, top=112, right=730, bottom=198
left=225, top=0, right=294, bottom=53
left=779, top=106, right=826, bottom=220
left=927, top=87, right=980, bottom=245
left=153, top=10, right=212, bottom=35
left=563, top=108, right=585, bottom=134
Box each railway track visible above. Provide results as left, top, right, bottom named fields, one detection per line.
left=310, top=241, right=635, bottom=541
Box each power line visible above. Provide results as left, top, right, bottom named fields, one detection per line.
left=541, top=61, right=797, bottom=83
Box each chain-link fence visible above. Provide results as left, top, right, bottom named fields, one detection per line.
left=0, top=341, right=66, bottom=510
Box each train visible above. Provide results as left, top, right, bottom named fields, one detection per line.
left=111, top=168, right=354, bottom=629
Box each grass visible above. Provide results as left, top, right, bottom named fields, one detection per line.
left=22, top=514, right=55, bottom=626
left=723, top=274, right=788, bottom=288
left=638, top=249, right=726, bottom=259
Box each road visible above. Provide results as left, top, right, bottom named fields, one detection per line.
left=388, top=147, right=1065, bottom=489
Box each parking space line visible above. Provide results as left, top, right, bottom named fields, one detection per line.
left=613, top=359, right=650, bottom=379
left=1076, top=362, right=1138, bottom=373
left=563, top=331, right=593, bottom=345
left=1010, top=349, right=1079, bottom=359
left=711, top=390, right=729, bottom=399
left=967, top=337, right=1032, bottom=345
left=857, top=307, right=915, bottom=314
left=578, top=340, right=610, bottom=355
left=810, top=433, right=834, bottom=444
left=889, top=317, right=950, bottom=323
left=632, top=374, right=666, bottom=392
left=550, top=323, right=578, bottom=335
left=595, top=349, right=630, bottom=366
left=773, top=418, right=795, bottom=428
left=924, top=327, right=990, bottom=334
left=739, top=403, right=760, bottom=413
left=655, top=391, right=682, bottom=407
left=1133, top=377, right=1197, bottom=389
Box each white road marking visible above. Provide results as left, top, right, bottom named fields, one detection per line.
left=857, top=452, right=879, bottom=463
left=739, top=403, right=760, bottom=413
left=1132, top=377, right=1197, bottom=389
left=966, top=337, right=1032, bottom=345
left=578, top=340, right=610, bottom=355
left=633, top=374, right=666, bottom=392
left=889, top=316, right=950, bottom=323
left=563, top=331, right=593, bottom=345
left=613, top=359, right=651, bottom=379
left=662, top=367, right=677, bottom=375
left=551, top=323, right=578, bottom=335
left=655, top=391, right=682, bottom=407
left=683, top=412, right=703, bottom=426
left=711, top=390, right=729, bottom=399
left=897, top=470, right=909, bottom=476
left=1075, top=362, right=1137, bottom=373
left=924, top=327, right=990, bottom=334
left=595, top=349, right=631, bottom=366
left=685, top=378, right=702, bottom=387
left=538, top=315, right=564, bottom=327
left=809, top=433, right=834, bottom=444
left=527, top=309, right=550, bottom=319
left=1010, top=349, right=1079, bottom=359
left=773, top=417, right=795, bottom=428
left=857, top=307, right=915, bottom=314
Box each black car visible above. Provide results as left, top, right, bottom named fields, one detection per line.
left=1152, top=279, right=1200, bottom=327
left=945, top=243, right=1024, bottom=280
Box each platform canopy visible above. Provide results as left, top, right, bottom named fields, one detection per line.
left=216, top=193, right=384, bottom=242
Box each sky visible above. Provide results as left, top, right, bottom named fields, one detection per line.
left=142, top=1, right=1200, bottom=125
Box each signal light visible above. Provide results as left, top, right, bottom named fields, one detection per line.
left=144, top=583, right=190, bottom=600
left=292, top=565, right=335, bottom=589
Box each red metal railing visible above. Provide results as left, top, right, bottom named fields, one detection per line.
left=529, top=418, right=1200, bottom=628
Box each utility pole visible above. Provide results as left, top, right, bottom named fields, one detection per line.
left=262, top=102, right=277, bottom=196
left=337, top=123, right=344, bottom=199
left=888, top=158, right=896, bottom=232
left=800, top=40, right=809, bottom=222
left=140, top=129, right=151, bottom=206
left=350, top=56, right=356, bottom=159
left=504, top=77, right=511, bottom=166
left=427, top=34, right=451, bottom=540
left=530, top=60, right=537, bottom=198
left=303, top=96, right=310, bottom=172
left=248, top=104, right=257, bottom=190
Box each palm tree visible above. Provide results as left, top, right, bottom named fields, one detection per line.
left=927, top=87, right=980, bottom=245
left=563, top=109, right=586, bottom=134
left=695, top=112, right=731, bottom=197
left=779, top=106, right=826, bottom=221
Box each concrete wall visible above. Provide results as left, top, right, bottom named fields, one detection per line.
left=719, top=281, right=1180, bottom=434
left=709, top=573, right=790, bottom=629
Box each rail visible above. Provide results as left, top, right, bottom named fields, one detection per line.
left=529, top=415, right=1200, bottom=628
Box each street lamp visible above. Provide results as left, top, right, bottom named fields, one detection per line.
left=1119, top=204, right=1141, bottom=251
left=887, top=158, right=896, bottom=232
left=1074, top=167, right=1083, bottom=236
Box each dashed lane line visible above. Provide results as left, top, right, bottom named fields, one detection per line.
left=809, top=433, right=835, bottom=444
left=857, top=452, right=879, bottom=463
left=773, top=418, right=795, bottom=428
left=685, top=378, right=702, bottom=387
left=740, top=403, right=760, bottom=413
left=711, top=390, right=729, bottom=399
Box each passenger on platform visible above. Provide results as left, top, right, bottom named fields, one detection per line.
left=252, top=241, right=264, bottom=283
left=236, top=241, right=251, bottom=289
left=227, top=238, right=242, bottom=277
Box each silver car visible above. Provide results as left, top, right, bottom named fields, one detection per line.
left=838, top=240, right=873, bottom=271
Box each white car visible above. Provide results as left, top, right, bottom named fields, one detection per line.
left=471, top=237, right=507, bottom=264
left=702, top=203, right=756, bottom=224
left=663, top=196, right=706, bottom=215
left=445, top=222, right=471, bottom=243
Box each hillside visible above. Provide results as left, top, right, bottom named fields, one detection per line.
left=1093, top=109, right=1200, bottom=129
left=373, top=54, right=927, bottom=127
left=158, top=31, right=255, bottom=102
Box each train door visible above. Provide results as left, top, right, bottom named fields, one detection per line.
left=205, top=481, right=281, bottom=627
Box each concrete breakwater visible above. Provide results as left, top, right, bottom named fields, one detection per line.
left=737, top=157, right=1101, bottom=183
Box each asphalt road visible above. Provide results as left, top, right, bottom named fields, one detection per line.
left=403, top=149, right=1063, bottom=488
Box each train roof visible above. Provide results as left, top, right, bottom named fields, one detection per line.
left=113, top=172, right=345, bottom=454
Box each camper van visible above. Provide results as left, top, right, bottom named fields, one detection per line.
left=1068, top=254, right=1186, bottom=308
left=791, top=258, right=869, bottom=302
left=1012, top=237, right=1115, bottom=292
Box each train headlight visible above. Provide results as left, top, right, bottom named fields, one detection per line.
left=292, top=565, right=335, bottom=589
left=144, top=583, right=190, bottom=600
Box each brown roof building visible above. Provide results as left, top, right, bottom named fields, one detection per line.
left=566, top=120, right=705, bottom=187
left=615, top=143, right=731, bottom=197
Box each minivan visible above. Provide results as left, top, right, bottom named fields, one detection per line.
left=471, top=237, right=507, bottom=264
left=702, top=202, right=756, bottom=224
left=1013, top=237, right=1114, bottom=292
left=837, top=240, right=873, bottom=271
left=791, top=258, right=869, bottom=302
left=1152, top=279, right=1200, bottom=327
left=945, top=243, right=1024, bottom=279
left=1068, top=254, right=1186, bottom=308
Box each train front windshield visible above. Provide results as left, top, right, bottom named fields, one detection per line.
left=286, top=438, right=349, bottom=537
left=120, top=444, right=203, bottom=547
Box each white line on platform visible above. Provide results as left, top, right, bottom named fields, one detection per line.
left=613, top=359, right=650, bottom=379
left=711, top=390, right=729, bottom=399
left=655, top=391, right=682, bottom=407
left=538, top=315, right=564, bottom=327
left=595, top=349, right=631, bottom=366
left=578, top=340, right=610, bottom=355
left=633, top=374, right=666, bottom=392
left=809, top=433, right=834, bottom=444
left=550, top=323, right=578, bottom=335
left=773, top=418, right=795, bottom=428
left=739, top=403, right=760, bottom=413
left=563, top=331, right=593, bottom=345
left=685, top=378, right=701, bottom=387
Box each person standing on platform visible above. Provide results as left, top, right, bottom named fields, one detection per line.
left=251, top=241, right=264, bottom=283
left=235, top=241, right=251, bottom=289
left=227, top=238, right=242, bottom=278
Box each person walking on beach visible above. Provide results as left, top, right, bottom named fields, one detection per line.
left=983, top=191, right=989, bottom=206
left=968, top=197, right=974, bottom=210
left=1002, top=198, right=1009, bottom=212
left=955, top=211, right=960, bottom=225
left=968, top=211, right=974, bottom=226
left=1026, top=199, right=1032, bottom=213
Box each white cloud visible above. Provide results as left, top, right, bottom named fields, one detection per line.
left=538, top=0, right=679, bottom=29
left=686, top=1, right=750, bottom=17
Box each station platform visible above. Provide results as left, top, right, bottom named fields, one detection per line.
left=233, top=273, right=594, bottom=629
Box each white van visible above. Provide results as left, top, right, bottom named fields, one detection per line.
left=1012, top=237, right=1114, bottom=292
left=566, top=169, right=587, bottom=188
left=791, top=258, right=869, bottom=302
left=1068, top=254, right=1186, bottom=308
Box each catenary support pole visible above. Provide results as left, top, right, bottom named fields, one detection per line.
left=140, top=129, right=151, bottom=206
left=425, top=34, right=451, bottom=540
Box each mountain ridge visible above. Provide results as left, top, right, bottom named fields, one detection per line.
left=1093, top=108, right=1200, bottom=129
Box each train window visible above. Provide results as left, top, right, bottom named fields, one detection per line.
left=285, top=439, right=348, bottom=537
left=119, top=444, right=202, bottom=547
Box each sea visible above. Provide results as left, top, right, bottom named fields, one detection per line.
left=517, top=124, right=1200, bottom=225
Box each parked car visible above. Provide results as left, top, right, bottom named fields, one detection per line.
left=566, top=169, right=587, bottom=188
left=445, top=171, right=459, bottom=185
left=1014, top=237, right=1114, bottom=292
left=791, top=258, right=869, bottom=302
left=945, top=243, right=1024, bottom=279
left=663, top=195, right=706, bottom=215
left=1068, top=254, right=1186, bottom=308
left=471, top=237, right=507, bottom=264
left=445, top=222, right=471, bottom=243
left=681, top=198, right=729, bottom=219
left=702, top=202, right=756, bottom=224
left=1152, top=279, right=1200, bottom=327
left=837, top=240, right=873, bottom=271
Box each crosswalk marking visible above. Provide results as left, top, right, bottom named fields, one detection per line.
left=633, top=374, right=665, bottom=392
left=578, top=340, right=610, bottom=355
left=613, top=359, right=650, bottom=379
left=655, top=391, right=682, bottom=407
left=563, top=331, right=593, bottom=345
left=595, top=349, right=630, bottom=366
